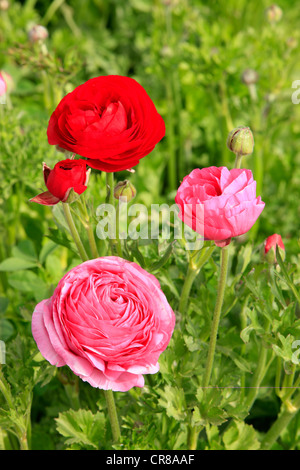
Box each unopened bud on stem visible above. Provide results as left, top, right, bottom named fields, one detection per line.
left=114, top=180, right=136, bottom=203
left=266, top=4, right=283, bottom=24
left=227, top=126, right=254, bottom=158
left=264, top=234, right=285, bottom=263
left=28, top=25, right=49, bottom=43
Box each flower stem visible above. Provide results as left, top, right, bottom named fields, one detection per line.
left=234, top=153, right=242, bottom=169
left=105, top=172, right=122, bottom=257
left=203, top=245, right=229, bottom=389
left=78, top=196, right=100, bottom=259
left=62, top=203, right=89, bottom=262
left=187, top=425, right=200, bottom=450
left=260, top=393, right=300, bottom=449
left=178, top=245, right=215, bottom=314
left=178, top=264, right=199, bottom=314
left=104, top=389, right=121, bottom=443
left=244, top=343, right=269, bottom=411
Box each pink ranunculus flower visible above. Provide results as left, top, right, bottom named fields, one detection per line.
left=32, top=257, right=175, bottom=392
left=175, top=166, right=265, bottom=245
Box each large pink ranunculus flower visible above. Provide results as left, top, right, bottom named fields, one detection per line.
left=32, top=257, right=175, bottom=392
left=175, top=166, right=265, bottom=243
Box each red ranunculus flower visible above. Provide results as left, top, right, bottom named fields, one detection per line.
left=47, top=75, right=165, bottom=172
left=30, top=158, right=90, bottom=205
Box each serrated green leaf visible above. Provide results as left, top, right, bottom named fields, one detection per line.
left=157, top=385, right=187, bottom=422
left=55, top=409, right=106, bottom=449
left=222, top=421, right=260, bottom=450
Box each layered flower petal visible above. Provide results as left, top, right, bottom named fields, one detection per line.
left=32, top=257, right=175, bottom=392
left=175, top=166, right=265, bottom=242
left=47, top=75, right=165, bottom=172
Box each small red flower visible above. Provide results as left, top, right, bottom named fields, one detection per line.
left=30, top=159, right=90, bottom=206
left=264, top=234, right=285, bottom=263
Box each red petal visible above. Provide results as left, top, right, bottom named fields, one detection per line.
left=29, top=191, right=61, bottom=206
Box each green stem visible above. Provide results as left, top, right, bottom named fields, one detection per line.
left=187, top=425, right=200, bottom=450
left=62, top=203, right=89, bottom=262
left=282, top=373, right=300, bottom=403
left=244, top=343, right=269, bottom=411
left=260, top=393, right=300, bottom=450
left=0, top=368, right=14, bottom=409
left=275, top=356, right=282, bottom=397
left=234, top=153, right=242, bottom=169
left=0, top=368, right=29, bottom=450
left=178, top=264, right=199, bottom=315
left=178, top=246, right=215, bottom=314
left=203, top=245, right=229, bottom=389
left=165, top=77, right=177, bottom=191
left=86, top=224, right=99, bottom=259
left=105, top=172, right=122, bottom=257
left=240, top=296, right=250, bottom=399
left=77, top=196, right=100, bottom=259
left=104, top=390, right=121, bottom=443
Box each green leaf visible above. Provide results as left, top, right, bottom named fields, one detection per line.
left=46, top=228, right=77, bottom=254
left=276, top=247, right=300, bottom=304
left=11, top=240, right=37, bottom=262
left=222, top=421, right=260, bottom=450
left=157, top=385, right=187, bottom=422
left=0, top=298, right=9, bottom=314
left=39, top=240, right=58, bottom=264
left=272, top=333, right=297, bottom=363
left=8, top=270, right=48, bottom=301
left=149, top=241, right=176, bottom=272
left=55, top=409, right=106, bottom=449
left=0, top=257, right=38, bottom=272
left=217, top=345, right=253, bottom=373
left=0, top=318, right=14, bottom=341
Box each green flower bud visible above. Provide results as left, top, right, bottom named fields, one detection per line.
left=114, top=180, right=136, bottom=202
left=226, top=126, right=254, bottom=156
left=266, top=4, right=283, bottom=24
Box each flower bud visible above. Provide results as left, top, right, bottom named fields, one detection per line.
left=265, top=5, right=283, bottom=24
left=226, top=126, right=254, bottom=156
left=28, top=25, right=49, bottom=43
left=286, top=37, right=297, bottom=49
left=114, top=180, right=136, bottom=202
left=241, top=69, right=259, bottom=86
left=30, top=159, right=90, bottom=206
left=264, top=234, right=285, bottom=263
left=0, top=0, right=9, bottom=10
